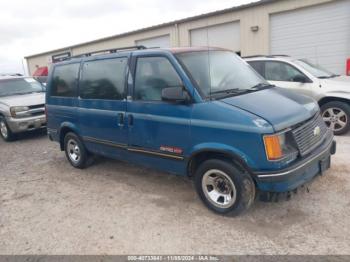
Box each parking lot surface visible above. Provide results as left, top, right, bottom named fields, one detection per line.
left=0, top=131, right=349, bottom=255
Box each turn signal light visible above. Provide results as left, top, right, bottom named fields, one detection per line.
left=264, top=135, right=283, bottom=160
left=346, top=59, right=350, bottom=76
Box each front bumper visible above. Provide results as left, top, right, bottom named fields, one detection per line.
left=254, top=135, right=336, bottom=193
left=6, top=115, right=46, bottom=133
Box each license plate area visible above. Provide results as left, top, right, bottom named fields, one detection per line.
left=319, top=156, right=330, bottom=175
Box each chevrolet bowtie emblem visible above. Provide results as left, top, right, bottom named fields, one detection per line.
left=313, top=126, right=321, bottom=136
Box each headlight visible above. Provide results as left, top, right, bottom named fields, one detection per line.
left=263, top=130, right=298, bottom=163
left=10, top=106, right=29, bottom=117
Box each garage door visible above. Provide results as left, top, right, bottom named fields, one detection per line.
left=270, top=0, right=350, bottom=74
left=190, top=22, right=240, bottom=53
left=136, top=35, right=171, bottom=48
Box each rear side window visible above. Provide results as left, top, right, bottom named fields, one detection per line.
left=51, top=63, right=80, bottom=97
left=134, top=57, right=182, bottom=101
left=80, top=58, right=127, bottom=100
left=248, top=61, right=265, bottom=77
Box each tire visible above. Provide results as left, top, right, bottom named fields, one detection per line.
left=64, top=132, right=90, bottom=169
left=0, top=116, right=16, bottom=142
left=321, top=101, right=350, bottom=135
left=194, top=159, right=255, bottom=216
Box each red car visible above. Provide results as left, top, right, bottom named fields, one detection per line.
left=33, top=66, right=48, bottom=85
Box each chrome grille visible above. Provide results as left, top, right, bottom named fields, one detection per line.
left=28, top=104, right=45, bottom=116
left=15, top=104, right=45, bottom=118
left=292, top=113, right=329, bottom=156
left=28, top=104, right=45, bottom=110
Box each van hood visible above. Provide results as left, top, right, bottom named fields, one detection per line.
left=0, top=92, right=45, bottom=107
left=221, top=87, right=319, bottom=131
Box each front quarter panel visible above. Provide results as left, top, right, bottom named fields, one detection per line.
left=0, top=102, right=10, bottom=117
left=322, top=91, right=350, bottom=101
left=189, top=101, right=274, bottom=171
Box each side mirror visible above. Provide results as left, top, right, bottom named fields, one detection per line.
left=161, top=86, right=190, bottom=103
left=293, top=74, right=309, bottom=83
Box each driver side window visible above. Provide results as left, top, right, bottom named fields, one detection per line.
left=264, top=61, right=303, bottom=82
left=134, top=57, right=182, bottom=101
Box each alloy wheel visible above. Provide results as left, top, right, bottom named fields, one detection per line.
left=322, top=107, right=348, bottom=132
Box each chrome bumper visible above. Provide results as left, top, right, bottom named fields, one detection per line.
left=6, top=115, right=46, bottom=133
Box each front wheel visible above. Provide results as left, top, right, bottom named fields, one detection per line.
left=0, top=117, right=16, bottom=142
left=194, top=159, right=255, bottom=216
left=321, top=101, right=350, bottom=135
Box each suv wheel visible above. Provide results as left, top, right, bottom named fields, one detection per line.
left=194, top=159, right=255, bottom=216
left=64, top=132, right=90, bottom=168
left=0, top=117, right=16, bottom=142
left=321, top=101, right=350, bottom=135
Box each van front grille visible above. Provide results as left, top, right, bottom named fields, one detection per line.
left=292, top=113, right=329, bottom=156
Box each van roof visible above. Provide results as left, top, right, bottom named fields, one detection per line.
left=51, top=46, right=231, bottom=66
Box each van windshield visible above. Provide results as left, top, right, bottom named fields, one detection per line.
left=176, top=50, right=268, bottom=99
left=0, top=78, right=44, bottom=97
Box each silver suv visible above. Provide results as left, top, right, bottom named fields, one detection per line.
left=0, top=76, right=46, bottom=141
left=245, top=55, right=350, bottom=135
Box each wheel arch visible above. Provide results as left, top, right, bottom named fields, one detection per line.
left=318, top=96, right=350, bottom=107
left=59, top=123, right=80, bottom=151
left=186, top=148, right=256, bottom=181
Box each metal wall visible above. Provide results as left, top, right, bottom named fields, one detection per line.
left=270, top=0, right=350, bottom=74
left=26, top=0, right=335, bottom=75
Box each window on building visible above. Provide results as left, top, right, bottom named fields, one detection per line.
left=51, top=63, right=80, bottom=97
left=134, top=57, right=182, bottom=101
left=80, top=58, right=127, bottom=100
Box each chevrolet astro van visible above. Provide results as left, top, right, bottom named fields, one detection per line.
left=46, top=46, right=336, bottom=216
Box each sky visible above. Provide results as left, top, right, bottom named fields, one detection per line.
left=0, top=0, right=258, bottom=74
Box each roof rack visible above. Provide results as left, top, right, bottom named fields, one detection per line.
left=268, top=54, right=290, bottom=57
left=66, top=45, right=147, bottom=61
left=242, top=54, right=290, bottom=59
left=241, top=55, right=266, bottom=59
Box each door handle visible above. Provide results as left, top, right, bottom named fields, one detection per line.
left=117, top=113, right=124, bottom=126
left=128, top=114, right=134, bottom=126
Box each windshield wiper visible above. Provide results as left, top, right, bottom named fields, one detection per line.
left=210, top=83, right=274, bottom=99
left=329, top=74, right=340, bottom=78
left=318, top=74, right=339, bottom=79
left=249, top=83, right=275, bottom=90
left=210, top=88, right=246, bottom=95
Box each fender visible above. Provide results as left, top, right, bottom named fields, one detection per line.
left=322, top=92, right=350, bottom=101
left=0, top=102, right=11, bottom=117
left=187, top=142, right=258, bottom=176
left=58, top=121, right=81, bottom=150
left=59, top=121, right=80, bottom=135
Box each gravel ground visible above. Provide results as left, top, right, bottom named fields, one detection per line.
left=0, top=131, right=349, bottom=255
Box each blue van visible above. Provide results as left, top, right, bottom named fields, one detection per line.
left=46, top=46, right=336, bottom=216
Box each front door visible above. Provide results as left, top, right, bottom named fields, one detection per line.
left=78, top=56, right=129, bottom=157
left=263, top=61, right=315, bottom=97
left=126, top=54, right=192, bottom=173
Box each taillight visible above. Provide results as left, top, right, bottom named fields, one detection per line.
left=347, top=58, right=350, bottom=76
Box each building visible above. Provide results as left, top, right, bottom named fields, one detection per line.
left=25, top=0, right=350, bottom=75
